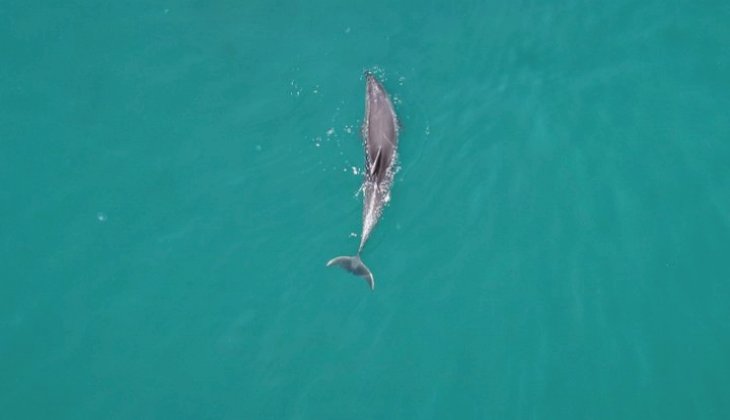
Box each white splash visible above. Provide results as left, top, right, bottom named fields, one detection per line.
left=289, top=80, right=303, bottom=97
left=312, top=136, right=322, bottom=148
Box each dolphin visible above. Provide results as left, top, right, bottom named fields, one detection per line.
left=327, top=72, right=400, bottom=290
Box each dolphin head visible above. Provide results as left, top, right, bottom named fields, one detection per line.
left=365, top=72, right=386, bottom=103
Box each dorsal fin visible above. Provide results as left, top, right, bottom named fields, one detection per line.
left=369, top=148, right=382, bottom=177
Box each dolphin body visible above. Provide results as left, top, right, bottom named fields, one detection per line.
left=327, top=73, right=399, bottom=290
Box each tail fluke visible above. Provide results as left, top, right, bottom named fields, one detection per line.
left=326, top=255, right=375, bottom=290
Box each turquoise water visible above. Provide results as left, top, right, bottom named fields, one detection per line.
left=2, top=1, right=730, bottom=418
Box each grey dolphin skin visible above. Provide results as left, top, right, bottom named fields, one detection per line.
left=327, top=72, right=400, bottom=290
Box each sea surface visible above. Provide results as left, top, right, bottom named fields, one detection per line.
left=2, top=1, right=730, bottom=418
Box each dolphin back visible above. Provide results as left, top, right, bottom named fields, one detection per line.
left=326, top=255, right=375, bottom=290
left=364, top=74, right=398, bottom=184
